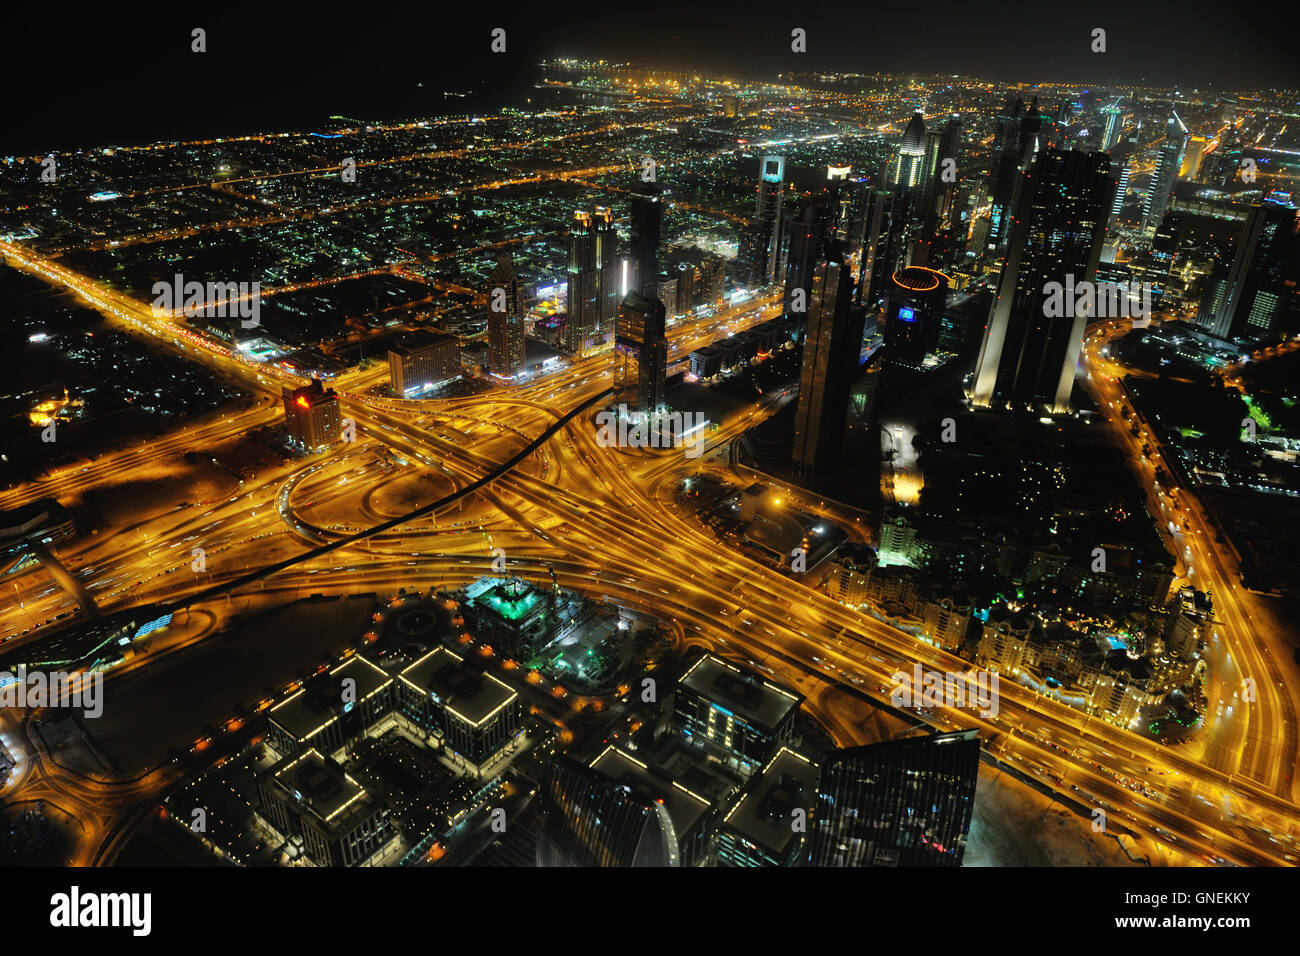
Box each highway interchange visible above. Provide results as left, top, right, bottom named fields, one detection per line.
left=1, top=233, right=1299, bottom=867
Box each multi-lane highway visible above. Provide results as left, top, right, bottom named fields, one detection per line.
left=2, top=242, right=1299, bottom=867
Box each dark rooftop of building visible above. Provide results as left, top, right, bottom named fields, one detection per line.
left=678, top=654, right=803, bottom=731
left=590, top=745, right=712, bottom=839
left=722, top=747, right=819, bottom=857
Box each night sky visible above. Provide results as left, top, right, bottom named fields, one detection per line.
left=6, top=0, right=1298, bottom=153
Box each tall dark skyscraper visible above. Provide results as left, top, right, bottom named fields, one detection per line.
left=749, top=155, right=786, bottom=287
left=535, top=757, right=679, bottom=867
left=792, top=242, right=867, bottom=481
left=1196, top=199, right=1300, bottom=341
left=809, top=729, right=980, bottom=867
left=613, top=293, right=667, bottom=414
left=920, top=114, right=961, bottom=217
left=987, top=96, right=1044, bottom=253
left=915, top=115, right=963, bottom=270
left=629, top=180, right=663, bottom=299
left=826, top=163, right=858, bottom=244
left=487, top=251, right=525, bottom=379
left=970, top=148, right=1116, bottom=413
left=883, top=266, right=949, bottom=370
left=784, top=196, right=835, bottom=315
left=857, top=181, right=913, bottom=311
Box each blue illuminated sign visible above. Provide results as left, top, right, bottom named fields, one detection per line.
left=898, top=307, right=916, bottom=323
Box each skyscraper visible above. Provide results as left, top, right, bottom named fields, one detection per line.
left=675, top=260, right=696, bottom=317
left=1180, top=136, right=1209, bottom=180
left=883, top=266, right=948, bottom=370
left=826, top=163, right=858, bottom=243
left=629, top=181, right=663, bottom=299
left=792, top=242, right=867, bottom=481
left=613, top=293, right=667, bottom=414
left=809, top=729, right=980, bottom=867
left=564, top=207, right=618, bottom=354
left=282, top=378, right=342, bottom=450
left=784, top=196, right=835, bottom=316
left=1108, top=164, right=1131, bottom=231
left=857, top=176, right=913, bottom=312
left=535, top=756, right=679, bottom=867
left=920, top=115, right=961, bottom=217
left=891, top=112, right=927, bottom=190
left=1101, top=101, right=1124, bottom=152
left=1142, top=108, right=1188, bottom=236
left=970, top=148, right=1116, bottom=413
left=1196, top=199, right=1300, bottom=341
left=987, top=96, right=1044, bottom=253
left=565, top=209, right=599, bottom=354
left=750, top=155, right=786, bottom=287
left=388, top=329, right=462, bottom=397
left=594, top=206, right=620, bottom=331
left=487, top=251, right=525, bottom=379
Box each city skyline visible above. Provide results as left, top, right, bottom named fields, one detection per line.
left=2, top=8, right=1299, bottom=918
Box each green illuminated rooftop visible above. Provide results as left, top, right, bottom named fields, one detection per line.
left=483, top=584, right=542, bottom=621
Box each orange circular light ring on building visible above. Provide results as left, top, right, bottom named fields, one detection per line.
left=890, top=266, right=951, bottom=293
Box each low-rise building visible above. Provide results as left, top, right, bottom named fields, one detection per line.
left=717, top=747, right=819, bottom=867
left=398, top=647, right=522, bottom=777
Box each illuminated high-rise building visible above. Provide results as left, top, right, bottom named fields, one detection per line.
left=749, top=155, right=787, bottom=287
left=388, top=329, right=462, bottom=397
left=487, top=251, right=525, bottom=379
left=594, top=205, right=620, bottom=330
left=857, top=178, right=913, bottom=311
left=564, top=207, right=618, bottom=354
left=809, top=730, right=980, bottom=867
left=1101, top=102, right=1124, bottom=152
left=282, top=378, right=341, bottom=450
left=696, top=256, right=725, bottom=306
left=1108, top=164, right=1131, bottom=230
left=792, top=242, right=867, bottom=481
left=891, top=112, right=928, bottom=190
left=1180, top=135, right=1209, bottom=180
left=675, top=260, right=696, bottom=316
left=613, top=293, right=667, bottom=414
left=565, top=209, right=599, bottom=353
left=970, top=148, right=1116, bottom=413
left=1142, top=108, right=1188, bottom=236
left=920, top=115, right=961, bottom=216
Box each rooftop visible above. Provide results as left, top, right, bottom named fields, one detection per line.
left=400, top=646, right=517, bottom=727
left=590, top=745, right=712, bottom=839
left=678, top=654, right=803, bottom=731
left=722, top=747, right=819, bottom=857
left=270, top=749, right=370, bottom=827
